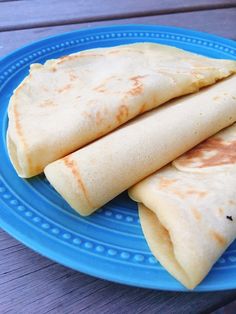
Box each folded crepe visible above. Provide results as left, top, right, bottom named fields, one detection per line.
left=129, top=124, right=236, bottom=289
left=45, top=75, right=236, bottom=216
left=7, top=43, right=236, bottom=177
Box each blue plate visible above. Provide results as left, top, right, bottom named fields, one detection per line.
left=0, top=25, right=236, bottom=292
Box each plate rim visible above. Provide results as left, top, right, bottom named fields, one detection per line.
left=1, top=24, right=236, bottom=65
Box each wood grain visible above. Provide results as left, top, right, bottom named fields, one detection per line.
left=0, top=8, right=235, bottom=57
left=0, top=229, right=235, bottom=314
left=0, top=0, right=235, bottom=31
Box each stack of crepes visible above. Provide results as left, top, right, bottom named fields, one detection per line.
left=7, top=43, right=236, bottom=289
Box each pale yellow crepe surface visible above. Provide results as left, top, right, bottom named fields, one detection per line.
left=7, top=43, right=236, bottom=177
left=130, top=124, right=236, bottom=289
left=45, top=76, right=236, bottom=216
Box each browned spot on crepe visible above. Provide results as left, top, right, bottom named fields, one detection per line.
left=63, top=156, right=92, bottom=207
left=139, top=103, right=147, bottom=114
left=213, top=96, right=220, bottom=101
left=170, top=189, right=187, bottom=199
left=57, top=84, right=72, bottom=93
left=158, top=177, right=177, bottom=188
left=69, top=72, right=77, bottom=81
left=191, top=207, right=202, bottom=221
left=218, top=207, right=225, bottom=215
left=229, top=200, right=236, bottom=205
left=13, top=103, right=31, bottom=168
left=94, top=85, right=106, bottom=93
left=107, top=50, right=121, bottom=55
left=13, top=104, right=24, bottom=142
left=116, top=105, right=129, bottom=123
left=43, top=87, right=49, bottom=92
left=57, top=53, right=101, bottom=64
left=128, top=75, right=145, bottom=96
left=40, top=99, right=57, bottom=107
left=96, top=131, right=103, bottom=137
left=176, top=136, right=236, bottom=168
left=168, top=187, right=207, bottom=199
left=210, top=230, right=227, bottom=246
left=94, top=76, right=122, bottom=93
left=186, top=189, right=208, bottom=198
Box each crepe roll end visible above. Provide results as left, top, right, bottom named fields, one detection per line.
left=44, top=157, right=96, bottom=216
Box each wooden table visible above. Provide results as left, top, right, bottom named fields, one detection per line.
left=0, top=1, right=236, bottom=313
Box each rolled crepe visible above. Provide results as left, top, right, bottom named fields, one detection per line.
left=129, top=124, right=236, bottom=289
left=7, top=43, right=236, bottom=177
left=45, top=75, right=236, bottom=216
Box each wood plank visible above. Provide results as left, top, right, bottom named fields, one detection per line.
left=0, top=0, right=235, bottom=31
left=0, top=229, right=235, bottom=313
left=0, top=8, right=235, bottom=58
left=213, top=300, right=236, bottom=314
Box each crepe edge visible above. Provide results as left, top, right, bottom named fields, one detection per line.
left=138, top=203, right=196, bottom=289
